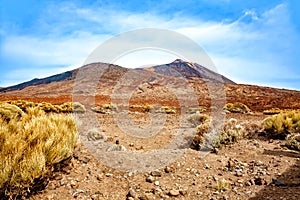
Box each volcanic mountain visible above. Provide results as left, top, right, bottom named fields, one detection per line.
left=0, top=59, right=299, bottom=111
left=0, top=59, right=234, bottom=93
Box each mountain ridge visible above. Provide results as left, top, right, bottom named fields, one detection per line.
left=0, top=60, right=234, bottom=93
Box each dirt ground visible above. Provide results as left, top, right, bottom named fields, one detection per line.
left=19, top=111, right=299, bottom=200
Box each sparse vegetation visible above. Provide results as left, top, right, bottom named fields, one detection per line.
left=214, top=118, right=246, bottom=148
left=60, top=102, right=86, bottom=113
left=286, top=133, right=300, bottom=151
left=187, top=106, right=206, bottom=114
left=262, top=110, right=300, bottom=139
left=0, top=103, right=78, bottom=197
left=224, top=102, right=252, bottom=114
left=91, top=104, right=115, bottom=114
left=158, top=106, right=176, bottom=114
left=216, top=178, right=228, bottom=192
left=187, top=113, right=210, bottom=127
left=189, top=114, right=246, bottom=150
left=263, top=108, right=282, bottom=115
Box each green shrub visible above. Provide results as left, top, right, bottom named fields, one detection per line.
left=224, top=102, right=252, bottom=114
left=262, top=111, right=300, bottom=138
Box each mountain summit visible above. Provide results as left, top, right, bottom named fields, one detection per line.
left=144, top=59, right=235, bottom=84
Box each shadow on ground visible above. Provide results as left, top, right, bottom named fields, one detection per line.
left=249, top=149, right=300, bottom=200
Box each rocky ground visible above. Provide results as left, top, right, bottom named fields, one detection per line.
left=24, top=112, right=300, bottom=200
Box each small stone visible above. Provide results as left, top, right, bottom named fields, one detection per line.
left=96, top=174, right=104, bottom=181
left=47, top=182, right=56, bottom=190
left=70, top=180, right=78, bottom=188
left=254, top=177, right=267, bottom=185
left=256, top=161, right=263, bottom=166
left=236, top=171, right=243, bottom=177
left=105, top=173, right=113, bottom=177
left=127, top=197, right=134, bottom=200
left=272, top=178, right=286, bottom=186
left=151, top=170, right=162, bottom=177
left=154, top=181, right=160, bottom=186
left=164, top=166, right=175, bottom=173
left=82, top=157, right=90, bottom=164
left=227, top=159, right=235, bottom=170
left=127, top=189, right=137, bottom=198
left=60, top=178, right=67, bottom=186
left=138, top=194, right=149, bottom=200
left=179, top=190, right=187, bottom=196
left=168, top=189, right=180, bottom=197
left=146, top=175, right=155, bottom=183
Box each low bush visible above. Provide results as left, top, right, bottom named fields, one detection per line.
left=189, top=115, right=246, bottom=150
left=286, top=133, right=300, bottom=151
left=91, top=104, right=115, bottom=114
left=214, top=118, right=246, bottom=148
left=224, top=102, right=252, bottom=114
left=158, top=106, right=176, bottom=114
left=60, top=102, right=86, bottom=113
left=262, top=111, right=300, bottom=139
left=187, top=114, right=210, bottom=127
left=263, top=108, right=282, bottom=115
left=0, top=105, right=78, bottom=197
left=5, top=100, right=36, bottom=112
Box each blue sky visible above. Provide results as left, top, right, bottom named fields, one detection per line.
left=0, top=0, right=300, bottom=90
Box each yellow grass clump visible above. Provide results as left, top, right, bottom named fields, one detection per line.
left=0, top=103, right=24, bottom=122
left=224, top=102, right=252, bottom=114
left=4, top=100, right=36, bottom=112
left=158, top=106, right=176, bottom=114
left=0, top=104, right=78, bottom=195
left=60, top=102, right=86, bottom=113
left=262, top=110, right=300, bottom=138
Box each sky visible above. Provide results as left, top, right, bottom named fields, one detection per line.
left=0, top=0, right=300, bottom=90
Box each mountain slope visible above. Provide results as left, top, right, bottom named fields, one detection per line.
left=0, top=70, right=77, bottom=93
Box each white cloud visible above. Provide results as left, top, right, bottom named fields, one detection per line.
left=1, top=2, right=299, bottom=90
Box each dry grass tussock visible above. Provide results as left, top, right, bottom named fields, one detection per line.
left=262, top=110, right=300, bottom=151
left=188, top=114, right=249, bottom=150
left=262, top=110, right=300, bottom=138
left=0, top=102, right=78, bottom=197
left=224, top=102, right=253, bottom=114
left=4, top=100, right=85, bottom=113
